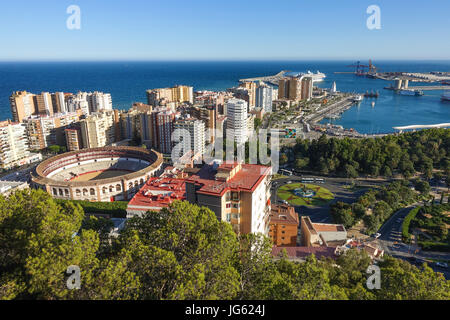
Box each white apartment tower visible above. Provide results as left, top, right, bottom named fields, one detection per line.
left=174, top=118, right=205, bottom=157
left=67, top=92, right=90, bottom=115
left=0, top=121, right=31, bottom=169
left=226, top=98, right=248, bottom=144
left=255, top=84, right=274, bottom=113
left=88, top=92, right=113, bottom=113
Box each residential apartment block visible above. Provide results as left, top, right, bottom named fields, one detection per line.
left=127, top=162, right=272, bottom=236
left=255, top=83, right=274, bottom=113
left=10, top=91, right=69, bottom=122
left=174, top=118, right=205, bottom=158
left=80, top=110, right=119, bottom=148
left=226, top=98, right=248, bottom=144
left=269, top=204, right=299, bottom=246
left=23, top=111, right=82, bottom=150
left=146, top=85, right=194, bottom=107
left=0, top=120, right=41, bottom=169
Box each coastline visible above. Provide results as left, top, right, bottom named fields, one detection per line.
left=1, top=61, right=449, bottom=134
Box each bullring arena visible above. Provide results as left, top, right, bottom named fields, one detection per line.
left=31, top=146, right=163, bottom=202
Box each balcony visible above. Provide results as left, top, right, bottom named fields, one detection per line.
left=230, top=213, right=241, bottom=225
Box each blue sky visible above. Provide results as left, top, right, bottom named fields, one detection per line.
left=0, top=0, right=449, bottom=61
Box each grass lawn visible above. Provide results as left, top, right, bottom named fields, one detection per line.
left=277, top=183, right=335, bottom=207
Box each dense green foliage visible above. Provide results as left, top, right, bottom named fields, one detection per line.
left=330, top=180, right=418, bottom=234
left=411, top=204, right=450, bottom=252
left=1, top=189, right=449, bottom=300
left=292, top=129, right=450, bottom=178
left=55, top=199, right=128, bottom=218
left=402, top=207, right=420, bottom=242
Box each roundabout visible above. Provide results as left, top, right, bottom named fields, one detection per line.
left=277, top=182, right=335, bottom=207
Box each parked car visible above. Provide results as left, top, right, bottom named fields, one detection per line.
left=435, top=262, right=449, bottom=269
left=372, top=233, right=381, bottom=239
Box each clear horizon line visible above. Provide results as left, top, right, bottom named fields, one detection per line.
left=0, top=58, right=450, bottom=63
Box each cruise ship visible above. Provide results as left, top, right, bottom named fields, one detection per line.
left=442, top=91, right=450, bottom=101
left=305, top=71, right=326, bottom=83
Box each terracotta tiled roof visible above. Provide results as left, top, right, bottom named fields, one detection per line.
left=272, top=246, right=337, bottom=260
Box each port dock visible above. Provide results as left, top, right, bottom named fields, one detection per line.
left=239, top=71, right=289, bottom=84
left=305, top=96, right=359, bottom=123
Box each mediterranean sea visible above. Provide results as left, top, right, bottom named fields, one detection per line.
left=0, top=60, right=449, bottom=134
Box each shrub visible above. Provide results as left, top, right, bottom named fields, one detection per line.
left=402, top=207, right=420, bottom=242
left=55, top=199, right=128, bottom=218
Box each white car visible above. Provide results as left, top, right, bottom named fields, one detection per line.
left=373, top=233, right=381, bottom=239
left=435, top=262, right=448, bottom=269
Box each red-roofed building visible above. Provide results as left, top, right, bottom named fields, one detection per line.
left=127, top=162, right=272, bottom=235
left=269, top=204, right=299, bottom=246
left=272, top=246, right=338, bottom=262
left=184, top=162, right=272, bottom=235
left=300, top=216, right=347, bottom=247
left=127, top=177, right=186, bottom=214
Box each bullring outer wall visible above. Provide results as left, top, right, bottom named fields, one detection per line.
left=31, top=146, right=163, bottom=202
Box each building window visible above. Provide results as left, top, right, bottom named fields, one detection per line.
left=116, top=184, right=121, bottom=191
left=226, top=214, right=231, bottom=222
left=90, top=188, right=95, bottom=196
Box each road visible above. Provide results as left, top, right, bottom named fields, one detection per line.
left=271, top=174, right=450, bottom=278
left=271, top=174, right=387, bottom=223
left=376, top=205, right=450, bottom=279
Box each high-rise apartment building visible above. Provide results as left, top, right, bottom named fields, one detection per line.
left=66, top=92, right=89, bottom=115
left=9, top=91, right=37, bottom=123
left=23, top=112, right=82, bottom=150
left=278, top=77, right=302, bottom=101
left=255, top=83, right=274, bottom=112
left=174, top=118, right=205, bottom=157
left=65, top=91, right=113, bottom=115
left=301, top=77, right=313, bottom=101
left=32, top=92, right=54, bottom=117
left=87, top=92, right=113, bottom=113
left=51, top=92, right=68, bottom=114
left=151, top=109, right=176, bottom=154
left=65, top=124, right=83, bottom=151
left=119, top=103, right=156, bottom=147
left=239, top=81, right=257, bottom=108
left=191, top=105, right=215, bottom=143
left=226, top=98, right=248, bottom=144
left=0, top=120, right=35, bottom=169
left=146, top=85, right=194, bottom=107
left=80, top=110, right=118, bottom=148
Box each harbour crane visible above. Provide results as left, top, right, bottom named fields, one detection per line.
left=347, top=61, right=369, bottom=76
